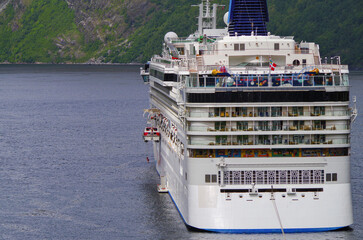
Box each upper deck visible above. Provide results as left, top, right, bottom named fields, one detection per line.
left=150, top=32, right=349, bottom=91
left=148, top=0, right=350, bottom=97
left=150, top=57, right=349, bottom=91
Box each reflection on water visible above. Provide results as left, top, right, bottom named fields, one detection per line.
left=0, top=65, right=361, bottom=240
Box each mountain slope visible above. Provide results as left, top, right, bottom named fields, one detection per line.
left=0, top=0, right=361, bottom=68
left=268, top=0, right=363, bottom=69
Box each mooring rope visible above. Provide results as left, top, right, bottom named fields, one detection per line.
left=271, top=186, right=286, bottom=240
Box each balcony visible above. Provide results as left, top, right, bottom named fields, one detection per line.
left=188, top=105, right=350, bottom=119
left=190, top=147, right=348, bottom=158
left=186, top=73, right=349, bottom=89
left=187, top=123, right=350, bottom=133
left=189, top=135, right=350, bottom=148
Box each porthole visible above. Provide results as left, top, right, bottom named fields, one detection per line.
left=293, top=60, right=300, bottom=66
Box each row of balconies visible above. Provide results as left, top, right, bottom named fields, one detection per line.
left=188, top=106, right=349, bottom=118
left=189, top=135, right=350, bottom=147
left=188, top=122, right=349, bottom=133
left=185, top=73, right=349, bottom=88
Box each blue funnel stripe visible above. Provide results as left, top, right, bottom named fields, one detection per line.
left=228, top=0, right=269, bottom=36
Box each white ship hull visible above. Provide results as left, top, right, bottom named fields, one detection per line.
left=152, top=132, right=353, bottom=233
left=187, top=184, right=352, bottom=233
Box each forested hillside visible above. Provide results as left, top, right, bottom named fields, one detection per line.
left=268, top=0, right=363, bottom=69
left=0, top=0, right=361, bottom=68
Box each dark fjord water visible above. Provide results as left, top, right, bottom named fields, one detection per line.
left=0, top=65, right=361, bottom=240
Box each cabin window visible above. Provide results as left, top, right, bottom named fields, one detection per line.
left=313, top=135, right=326, bottom=144
left=291, top=106, right=303, bottom=116
left=212, top=175, right=217, bottom=183
left=216, top=136, right=227, bottom=145
left=293, top=120, right=305, bottom=130
left=237, top=121, right=248, bottom=131
left=205, top=174, right=217, bottom=183
left=272, top=121, right=283, bottom=131
left=234, top=44, right=245, bottom=51
left=326, top=173, right=338, bottom=182
left=313, top=120, right=326, bottom=130
left=313, top=106, right=325, bottom=116
left=271, top=107, right=282, bottom=117
left=293, top=60, right=300, bottom=66
left=177, top=47, right=185, bottom=55
left=274, top=43, right=280, bottom=50
left=332, top=173, right=338, bottom=181
left=215, top=121, right=226, bottom=131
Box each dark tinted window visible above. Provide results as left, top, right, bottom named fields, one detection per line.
left=188, top=91, right=349, bottom=103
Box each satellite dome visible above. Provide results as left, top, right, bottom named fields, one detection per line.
left=164, top=32, right=178, bottom=42
left=223, top=12, right=229, bottom=26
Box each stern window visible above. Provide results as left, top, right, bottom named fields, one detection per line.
left=274, top=43, right=280, bottom=50
left=234, top=44, right=245, bottom=51
left=326, top=173, right=338, bottom=182
left=205, top=174, right=217, bottom=183
left=332, top=173, right=338, bottom=181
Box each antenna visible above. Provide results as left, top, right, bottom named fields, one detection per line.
left=192, top=0, right=224, bottom=36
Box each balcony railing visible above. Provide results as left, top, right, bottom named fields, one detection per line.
left=151, top=56, right=348, bottom=75
left=188, top=110, right=350, bottom=118
left=190, top=137, right=350, bottom=147
left=186, top=74, right=349, bottom=89
left=188, top=124, right=350, bottom=133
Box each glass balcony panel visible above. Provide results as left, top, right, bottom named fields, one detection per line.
left=271, top=107, right=282, bottom=117
left=185, top=73, right=347, bottom=89
left=189, top=112, right=209, bottom=117
left=343, top=74, right=349, bottom=86
left=189, top=126, right=209, bottom=131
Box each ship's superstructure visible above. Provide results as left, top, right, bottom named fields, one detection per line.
left=143, top=0, right=356, bottom=233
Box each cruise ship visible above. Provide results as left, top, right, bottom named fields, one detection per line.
left=142, top=0, right=357, bottom=233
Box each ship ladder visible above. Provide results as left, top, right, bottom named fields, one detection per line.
left=196, top=56, right=204, bottom=71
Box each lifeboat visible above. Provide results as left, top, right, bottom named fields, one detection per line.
left=143, top=127, right=160, bottom=142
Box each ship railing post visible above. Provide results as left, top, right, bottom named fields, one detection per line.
left=216, top=157, right=226, bottom=187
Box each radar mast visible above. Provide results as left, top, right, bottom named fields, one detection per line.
left=193, top=0, right=224, bottom=36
